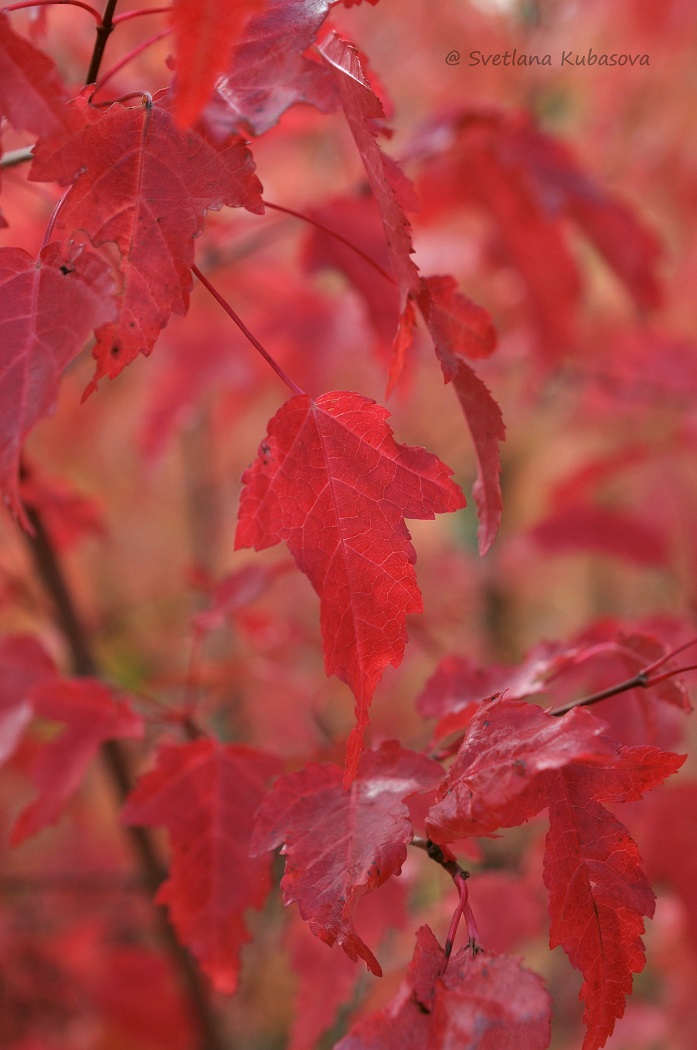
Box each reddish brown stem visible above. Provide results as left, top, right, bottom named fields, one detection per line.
left=113, top=4, right=171, bottom=23
left=3, top=0, right=100, bottom=19
left=192, top=262, right=306, bottom=396
left=262, top=199, right=396, bottom=286
left=411, top=837, right=482, bottom=969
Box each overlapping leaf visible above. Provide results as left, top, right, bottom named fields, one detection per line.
left=336, top=924, right=552, bottom=1050
left=0, top=12, right=70, bottom=135
left=12, top=678, right=144, bottom=845
left=317, top=33, right=420, bottom=299
left=122, top=739, right=279, bottom=993
left=318, top=33, right=420, bottom=369
left=170, top=0, right=266, bottom=126
left=415, top=109, right=662, bottom=360
left=235, top=391, right=465, bottom=782
left=29, top=91, right=264, bottom=390
left=0, top=241, right=116, bottom=519
left=213, top=0, right=339, bottom=135
left=426, top=698, right=685, bottom=1050
left=419, top=275, right=504, bottom=554
left=250, top=742, right=442, bottom=973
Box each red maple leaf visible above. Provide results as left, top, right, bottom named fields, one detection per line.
left=425, top=698, right=685, bottom=1050
left=336, top=924, right=552, bottom=1049
left=317, top=33, right=420, bottom=373
left=0, top=11, right=70, bottom=135
left=11, top=678, right=144, bottom=845
left=170, top=0, right=266, bottom=127
left=29, top=91, right=263, bottom=390
left=250, top=741, right=442, bottom=973
left=122, top=739, right=279, bottom=994
left=0, top=241, right=116, bottom=520
left=235, top=391, right=465, bottom=782
left=418, top=275, right=504, bottom=555
left=212, top=0, right=339, bottom=135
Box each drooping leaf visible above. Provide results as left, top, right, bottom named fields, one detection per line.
left=29, top=91, right=263, bottom=390
left=212, top=0, right=339, bottom=135
left=235, top=391, right=465, bottom=782
left=0, top=241, right=116, bottom=520
left=170, top=0, right=266, bottom=127
left=11, top=678, right=144, bottom=845
left=250, top=741, right=442, bottom=973
left=415, top=109, right=662, bottom=360
left=425, top=698, right=685, bottom=1050
left=0, top=12, right=70, bottom=135
left=543, top=750, right=682, bottom=1050
left=336, top=925, right=552, bottom=1050
left=122, top=739, right=279, bottom=993
left=317, top=34, right=419, bottom=309
left=418, top=275, right=504, bottom=554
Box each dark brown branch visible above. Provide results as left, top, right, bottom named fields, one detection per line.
left=85, top=0, right=119, bottom=86
left=411, top=836, right=469, bottom=881
left=21, top=502, right=227, bottom=1050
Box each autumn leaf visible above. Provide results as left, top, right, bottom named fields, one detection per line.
left=318, top=33, right=420, bottom=374
left=426, top=698, right=685, bottom=1050
left=336, top=924, right=552, bottom=1049
left=0, top=11, right=70, bottom=135
left=419, top=275, right=504, bottom=555
left=0, top=241, right=116, bottom=520
left=213, top=0, right=339, bottom=135
left=11, top=678, right=144, bottom=845
left=170, top=0, right=266, bottom=127
left=29, top=91, right=263, bottom=390
left=250, top=742, right=442, bottom=973
left=122, top=739, right=279, bottom=994
left=235, top=391, right=465, bottom=782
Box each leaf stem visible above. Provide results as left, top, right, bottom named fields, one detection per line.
left=262, top=199, right=396, bottom=286
left=85, top=0, right=119, bottom=86
left=20, top=495, right=227, bottom=1050
left=91, top=27, right=172, bottom=98
left=192, top=262, right=306, bottom=396
left=411, top=837, right=481, bottom=969
left=113, top=4, right=171, bottom=23
left=2, top=0, right=101, bottom=20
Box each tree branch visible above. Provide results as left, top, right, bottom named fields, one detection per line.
left=85, top=0, right=119, bottom=86
left=21, top=500, right=227, bottom=1050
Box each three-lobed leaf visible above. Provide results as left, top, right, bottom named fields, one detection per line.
left=250, top=741, right=443, bottom=973
left=30, top=91, right=264, bottom=392
left=426, top=698, right=685, bottom=1050
left=235, top=391, right=465, bottom=782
